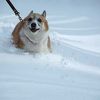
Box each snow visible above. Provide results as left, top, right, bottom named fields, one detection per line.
left=0, top=0, right=100, bottom=100
left=56, top=33, right=100, bottom=53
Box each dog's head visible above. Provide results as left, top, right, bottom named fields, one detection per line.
left=23, top=10, right=49, bottom=34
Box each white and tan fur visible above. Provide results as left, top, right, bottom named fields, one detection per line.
left=12, top=10, right=51, bottom=53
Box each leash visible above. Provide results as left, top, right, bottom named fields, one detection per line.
left=6, top=0, right=22, bottom=21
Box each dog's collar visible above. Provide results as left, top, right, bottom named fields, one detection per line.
left=25, top=33, right=38, bottom=45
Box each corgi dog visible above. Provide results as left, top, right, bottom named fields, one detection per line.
left=12, top=10, right=51, bottom=53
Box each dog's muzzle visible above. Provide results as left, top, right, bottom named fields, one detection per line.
left=30, top=23, right=39, bottom=32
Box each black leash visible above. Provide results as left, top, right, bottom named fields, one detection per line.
left=6, top=0, right=22, bottom=21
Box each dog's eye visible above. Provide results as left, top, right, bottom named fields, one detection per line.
left=28, top=18, right=32, bottom=22
left=37, top=18, right=42, bottom=23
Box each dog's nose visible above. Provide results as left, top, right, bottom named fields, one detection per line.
left=31, top=23, right=36, bottom=28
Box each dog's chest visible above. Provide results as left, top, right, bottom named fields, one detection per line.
left=19, top=29, right=49, bottom=53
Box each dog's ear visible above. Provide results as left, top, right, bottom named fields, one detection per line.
left=42, top=10, right=46, bottom=18
left=28, top=10, right=33, bottom=16
left=24, top=10, right=33, bottom=21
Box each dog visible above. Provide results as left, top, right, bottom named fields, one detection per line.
left=12, top=10, right=51, bottom=53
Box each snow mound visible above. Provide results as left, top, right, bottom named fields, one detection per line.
left=0, top=15, right=100, bottom=100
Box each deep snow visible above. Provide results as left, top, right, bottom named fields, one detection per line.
left=0, top=0, right=100, bottom=100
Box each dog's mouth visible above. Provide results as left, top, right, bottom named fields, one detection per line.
left=29, top=28, right=39, bottom=32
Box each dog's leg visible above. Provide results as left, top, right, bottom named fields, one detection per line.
left=47, top=36, right=52, bottom=52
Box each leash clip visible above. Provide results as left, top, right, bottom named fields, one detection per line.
left=6, top=0, right=23, bottom=21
